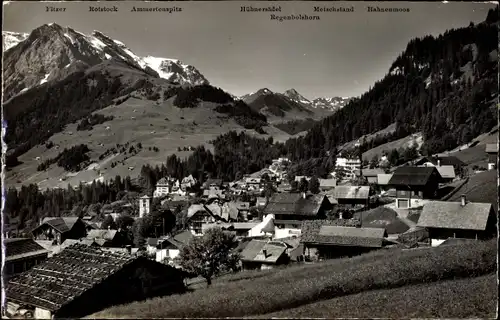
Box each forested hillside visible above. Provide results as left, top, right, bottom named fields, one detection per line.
left=285, top=7, right=498, bottom=162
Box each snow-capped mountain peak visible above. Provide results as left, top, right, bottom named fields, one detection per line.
left=283, top=88, right=311, bottom=105
left=2, top=23, right=209, bottom=99
left=311, top=96, right=351, bottom=111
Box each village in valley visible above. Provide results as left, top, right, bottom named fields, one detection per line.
left=2, top=2, right=499, bottom=319
left=3, top=140, right=498, bottom=318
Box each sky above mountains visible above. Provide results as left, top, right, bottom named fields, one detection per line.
left=3, top=1, right=496, bottom=99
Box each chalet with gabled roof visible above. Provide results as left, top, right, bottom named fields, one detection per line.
left=264, top=193, right=331, bottom=229
left=417, top=196, right=497, bottom=246
left=5, top=244, right=189, bottom=319
left=239, top=240, right=289, bottom=270
left=31, top=217, right=87, bottom=245
left=301, top=220, right=387, bottom=260
left=388, top=166, right=441, bottom=208
left=4, top=238, right=49, bottom=281
left=318, top=178, right=337, bottom=191
left=361, top=168, right=385, bottom=184
left=327, top=186, right=371, bottom=207
left=413, top=155, right=466, bottom=171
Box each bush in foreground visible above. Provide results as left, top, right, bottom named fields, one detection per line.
left=90, top=239, right=496, bottom=318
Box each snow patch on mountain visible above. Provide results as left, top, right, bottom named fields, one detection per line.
left=2, top=31, right=29, bottom=51
left=39, top=73, right=50, bottom=84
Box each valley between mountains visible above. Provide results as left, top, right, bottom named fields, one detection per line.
left=2, top=24, right=349, bottom=189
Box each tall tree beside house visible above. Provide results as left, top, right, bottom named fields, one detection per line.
left=335, top=167, right=347, bottom=181
left=179, top=227, right=239, bottom=287
left=115, top=214, right=135, bottom=230
left=263, top=181, right=277, bottom=200
left=298, top=178, right=309, bottom=193
left=370, top=155, right=379, bottom=169
left=261, top=173, right=271, bottom=182
left=132, top=217, right=152, bottom=249
left=308, top=176, right=320, bottom=194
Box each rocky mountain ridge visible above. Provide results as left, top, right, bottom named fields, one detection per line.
left=2, top=23, right=208, bottom=100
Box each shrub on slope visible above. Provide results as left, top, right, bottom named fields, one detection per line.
left=90, top=239, right=496, bottom=319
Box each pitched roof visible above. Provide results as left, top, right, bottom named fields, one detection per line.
left=361, top=168, right=385, bottom=177
left=203, top=179, right=223, bottom=187
left=485, top=143, right=498, bottom=153
left=388, top=166, right=440, bottom=186
left=319, top=178, right=337, bottom=188
left=6, top=244, right=138, bottom=312
left=37, top=217, right=81, bottom=233
left=294, top=176, right=311, bottom=182
left=205, top=203, right=227, bottom=221
left=329, top=186, right=370, bottom=200
left=187, top=204, right=207, bottom=218
left=301, top=220, right=386, bottom=248
left=414, top=155, right=466, bottom=167
left=417, top=201, right=493, bottom=230
left=377, top=174, right=393, bottom=185
left=435, top=165, right=456, bottom=179
left=245, top=177, right=261, bottom=184
left=264, top=193, right=327, bottom=216
left=156, top=177, right=169, bottom=186
left=222, top=202, right=240, bottom=220
left=203, top=189, right=224, bottom=198
left=4, top=238, right=49, bottom=262
left=86, top=229, right=118, bottom=241
left=240, top=240, right=287, bottom=263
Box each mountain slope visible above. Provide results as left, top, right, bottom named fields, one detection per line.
left=2, top=23, right=208, bottom=100
left=2, top=31, right=28, bottom=51
left=3, top=59, right=292, bottom=189
left=285, top=7, right=499, bottom=163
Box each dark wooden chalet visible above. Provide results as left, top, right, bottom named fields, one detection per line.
left=5, top=244, right=190, bottom=319
left=301, top=220, right=387, bottom=260
left=417, top=196, right=497, bottom=246
left=4, top=238, right=49, bottom=281
left=388, top=166, right=441, bottom=209
left=31, top=217, right=87, bottom=245
left=327, top=186, right=371, bottom=207
left=264, top=193, right=331, bottom=229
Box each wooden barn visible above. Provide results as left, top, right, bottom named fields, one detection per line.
left=388, top=166, right=441, bottom=208
left=417, top=196, right=497, bottom=247
left=31, top=217, right=87, bottom=245
left=4, top=238, right=49, bottom=281
left=264, top=192, right=331, bottom=229
left=327, top=186, right=371, bottom=207
left=301, top=220, right=387, bottom=260
left=239, top=240, right=290, bottom=270
left=5, top=244, right=189, bottom=319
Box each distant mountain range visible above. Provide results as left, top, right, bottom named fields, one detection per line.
left=3, top=23, right=338, bottom=189
left=240, top=88, right=351, bottom=113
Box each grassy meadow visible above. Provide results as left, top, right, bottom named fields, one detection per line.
left=89, top=239, right=497, bottom=319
